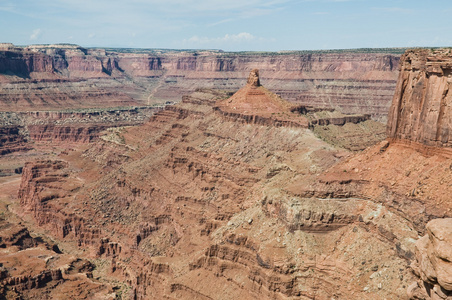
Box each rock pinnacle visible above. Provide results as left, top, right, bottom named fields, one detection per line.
left=247, top=69, right=260, bottom=87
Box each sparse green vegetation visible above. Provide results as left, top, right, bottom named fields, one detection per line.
left=90, top=47, right=412, bottom=57
left=27, top=105, right=164, bottom=114
left=312, top=120, right=386, bottom=152
left=217, top=47, right=410, bottom=57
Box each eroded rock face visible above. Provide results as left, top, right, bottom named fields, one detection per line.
left=387, top=49, right=452, bottom=148
left=247, top=68, right=260, bottom=86
left=0, top=44, right=401, bottom=119
left=0, top=125, right=29, bottom=155
left=0, top=172, right=114, bottom=299
left=408, top=218, right=452, bottom=300
left=305, top=49, right=452, bottom=230
left=14, top=88, right=416, bottom=299
left=0, top=107, right=161, bottom=156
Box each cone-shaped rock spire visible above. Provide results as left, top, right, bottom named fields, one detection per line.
left=214, top=69, right=309, bottom=127
left=216, top=69, right=293, bottom=115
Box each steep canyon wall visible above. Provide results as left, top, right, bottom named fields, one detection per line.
left=387, top=49, right=452, bottom=150
left=0, top=44, right=401, bottom=120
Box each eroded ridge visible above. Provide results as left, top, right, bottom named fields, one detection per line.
left=9, top=86, right=418, bottom=299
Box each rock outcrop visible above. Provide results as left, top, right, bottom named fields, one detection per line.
left=278, top=49, right=452, bottom=299
left=408, top=218, right=452, bottom=299
left=0, top=175, right=114, bottom=299
left=387, top=49, right=452, bottom=149
left=0, top=126, right=29, bottom=155
left=0, top=106, right=161, bottom=156
left=247, top=68, right=260, bottom=86
left=215, top=69, right=309, bottom=127
left=307, top=49, right=452, bottom=222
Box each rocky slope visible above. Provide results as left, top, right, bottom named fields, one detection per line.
left=0, top=106, right=160, bottom=157
left=0, top=172, right=115, bottom=299
left=0, top=44, right=401, bottom=120
left=8, top=72, right=417, bottom=299
left=313, top=49, right=452, bottom=220
left=0, top=126, right=29, bottom=155
left=290, top=49, right=452, bottom=299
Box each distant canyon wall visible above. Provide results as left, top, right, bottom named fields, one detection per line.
left=0, top=44, right=401, bottom=120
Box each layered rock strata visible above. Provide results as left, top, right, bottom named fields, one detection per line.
left=0, top=126, right=29, bottom=155
left=0, top=178, right=114, bottom=299
left=15, top=84, right=415, bottom=299
left=387, top=49, right=452, bottom=149
left=0, top=106, right=160, bottom=155
left=214, top=69, right=309, bottom=128
left=297, top=49, right=452, bottom=227
left=0, top=44, right=401, bottom=119
left=285, top=49, right=452, bottom=298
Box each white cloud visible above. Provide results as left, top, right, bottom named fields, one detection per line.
left=222, top=32, right=256, bottom=42
left=0, top=5, right=14, bottom=12
left=372, top=7, right=414, bottom=14
left=181, top=32, right=276, bottom=50
left=4, top=0, right=288, bottom=48
left=208, top=18, right=234, bottom=27
left=30, top=29, right=41, bottom=40
left=38, top=0, right=291, bottom=15
left=186, top=32, right=257, bottom=44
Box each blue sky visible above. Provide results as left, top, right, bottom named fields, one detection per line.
left=1, top=0, right=452, bottom=51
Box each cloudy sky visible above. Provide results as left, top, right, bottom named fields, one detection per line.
left=1, top=0, right=452, bottom=51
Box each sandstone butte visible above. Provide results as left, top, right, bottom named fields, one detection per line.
left=214, top=69, right=309, bottom=128
left=0, top=48, right=450, bottom=300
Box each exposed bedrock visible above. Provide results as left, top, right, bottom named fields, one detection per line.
left=0, top=106, right=161, bottom=155
left=308, top=49, right=452, bottom=226
left=27, top=124, right=110, bottom=143
left=14, top=88, right=417, bottom=299
left=0, top=44, right=400, bottom=119
left=408, top=218, right=452, bottom=300
left=387, top=49, right=452, bottom=148
left=17, top=159, right=111, bottom=256
left=0, top=125, right=29, bottom=155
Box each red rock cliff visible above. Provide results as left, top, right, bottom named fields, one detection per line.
left=387, top=49, right=452, bottom=148
left=0, top=44, right=401, bottom=119
left=0, top=51, right=55, bottom=77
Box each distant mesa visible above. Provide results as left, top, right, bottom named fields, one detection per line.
left=0, top=44, right=401, bottom=119
left=0, top=43, right=14, bottom=48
